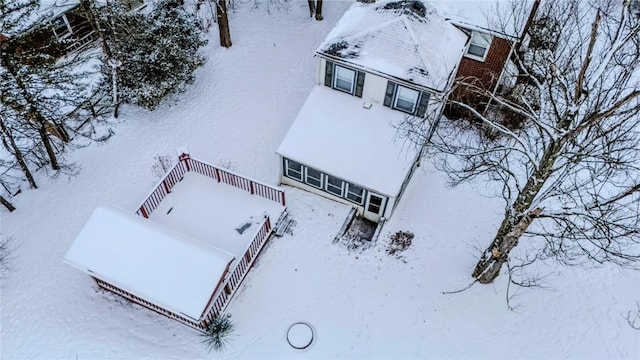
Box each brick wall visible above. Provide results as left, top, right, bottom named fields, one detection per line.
left=447, top=36, right=513, bottom=118
left=456, top=36, right=513, bottom=91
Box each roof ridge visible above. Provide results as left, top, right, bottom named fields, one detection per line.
left=402, top=16, right=431, bottom=79
left=339, top=16, right=405, bottom=45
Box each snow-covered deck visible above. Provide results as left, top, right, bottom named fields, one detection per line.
left=277, top=85, right=418, bottom=197
left=148, top=171, right=286, bottom=259
left=64, top=206, right=235, bottom=320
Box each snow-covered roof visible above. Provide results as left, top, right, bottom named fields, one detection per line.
left=317, top=0, right=468, bottom=92
left=64, top=206, right=234, bottom=320
left=431, top=0, right=535, bottom=39
left=277, top=86, right=418, bottom=197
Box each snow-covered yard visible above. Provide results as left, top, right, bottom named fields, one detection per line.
left=1, top=1, right=639, bottom=359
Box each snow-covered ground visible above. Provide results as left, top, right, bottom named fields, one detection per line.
left=2, top=1, right=639, bottom=359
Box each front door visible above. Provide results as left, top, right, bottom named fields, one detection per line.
left=363, top=192, right=386, bottom=222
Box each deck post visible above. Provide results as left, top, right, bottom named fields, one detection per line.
left=280, top=191, right=286, bottom=206
left=178, top=152, right=191, bottom=171
left=139, top=207, right=149, bottom=218
left=250, top=181, right=255, bottom=194
left=215, top=168, right=221, bottom=182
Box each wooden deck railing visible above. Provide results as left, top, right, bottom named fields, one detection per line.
left=136, top=154, right=285, bottom=219
left=135, top=161, right=187, bottom=218
left=186, top=157, right=286, bottom=206
left=202, top=216, right=272, bottom=327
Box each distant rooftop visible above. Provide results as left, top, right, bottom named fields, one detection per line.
left=431, top=0, right=535, bottom=39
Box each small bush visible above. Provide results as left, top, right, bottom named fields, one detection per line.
left=387, top=231, right=414, bottom=256
left=151, top=154, right=174, bottom=179
left=201, top=313, right=235, bottom=353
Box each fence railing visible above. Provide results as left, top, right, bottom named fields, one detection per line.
left=202, top=216, right=272, bottom=327
left=135, top=161, right=187, bottom=218
left=186, top=157, right=286, bottom=206
left=95, top=278, right=204, bottom=330
left=135, top=155, right=286, bottom=219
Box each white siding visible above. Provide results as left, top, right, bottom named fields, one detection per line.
left=318, top=58, right=326, bottom=85
left=361, top=72, right=388, bottom=105
left=282, top=175, right=395, bottom=221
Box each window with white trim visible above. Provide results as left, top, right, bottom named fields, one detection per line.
left=333, top=65, right=356, bottom=93
left=284, top=159, right=303, bottom=181
left=52, top=15, right=72, bottom=40
left=367, top=194, right=384, bottom=215
left=305, top=167, right=323, bottom=188
left=346, top=183, right=364, bottom=204
left=393, top=85, right=420, bottom=113
left=466, top=31, right=492, bottom=61
left=325, top=175, right=344, bottom=197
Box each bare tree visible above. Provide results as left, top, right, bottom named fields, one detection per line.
left=403, top=0, right=640, bottom=287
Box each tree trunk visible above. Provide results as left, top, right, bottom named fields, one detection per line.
left=315, top=0, right=323, bottom=20
left=0, top=116, right=37, bottom=189
left=473, top=208, right=542, bottom=283
left=217, top=0, right=232, bottom=48
left=307, top=0, right=315, bottom=17
left=472, top=141, right=563, bottom=283
left=81, top=0, right=113, bottom=59
left=0, top=195, right=16, bottom=212
left=38, top=123, right=59, bottom=170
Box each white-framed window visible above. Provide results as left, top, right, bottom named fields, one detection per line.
left=367, top=194, right=384, bottom=215
left=346, top=183, right=364, bottom=204
left=325, top=175, right=344, bottom=197
left=333, top=65, right=356, bottom=93
left=465, top=31, right=492, bottom=61
left=52, top=15, right=72, bottom=40
left=284, top=159, right=303, bottom=181
left=305, top=167, right=323, bottom=189
left=393, top=85, right=420, bottom=113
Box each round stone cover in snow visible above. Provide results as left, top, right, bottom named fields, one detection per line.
left=287, top=322, right=315, bottom=349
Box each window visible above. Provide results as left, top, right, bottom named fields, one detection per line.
left=333, top=65, right=356, bottom=93
left=52, top=15, right=72, bottom=39
left=367, top=194, right=384, bottom=215
left=466, top=31, right=492, bottom=61
left=393, top=85, right=420, bottom=113
left=346, top=183, right=364, bottom=204
left=305, top=167, right=323, bottom=188
left=285, top=159, right=303, bottom=181
left=325, top=175, right=344, bottom=197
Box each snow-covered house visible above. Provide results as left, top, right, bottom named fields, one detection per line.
left=3, top=0, right=145, bottom=56
left=277, top=0, right=468, bottom=223
left=64, top=153, right=287, bottom=330
left=277, top=0, right=538, bottom=223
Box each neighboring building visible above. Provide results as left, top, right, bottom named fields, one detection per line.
left=277, top=0, right=468, bottom=223
left=64, top=153, right=287, bottom=330
left=434, top=0, right=540, bottom=114
left=4, top=0, right=145, bottom=56
left=277, top=0, right=537, bottom=223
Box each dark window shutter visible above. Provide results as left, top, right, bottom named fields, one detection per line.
left=415, top=91, right=430, bottom=117
left=354, top=71, right=365, bottom=97
left=324, top=60, right=334, bottom=87
left=383, top=81, right=396, bottom=107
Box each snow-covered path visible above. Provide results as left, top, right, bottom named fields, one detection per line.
left=2, top=1, right=639, bottom=359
